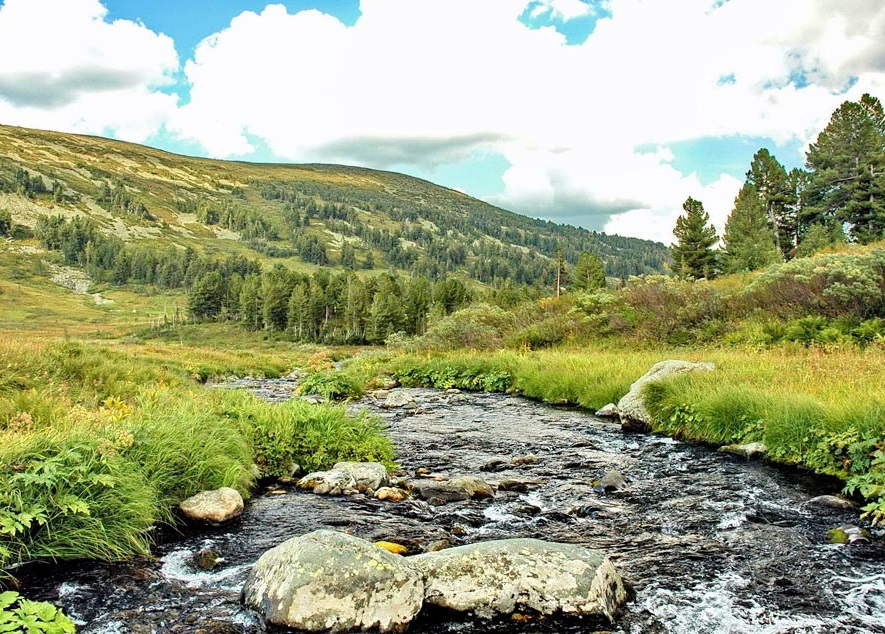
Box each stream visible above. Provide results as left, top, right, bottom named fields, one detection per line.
left=17, top=384, right=885, bottom=633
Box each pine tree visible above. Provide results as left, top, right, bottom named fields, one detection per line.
left=721, top=184, right=781, bottom=273
left=746, top=149, right=794, bottom=257
left=670, top=197, right=719, bottom=279
left=570, top=252, right=606, bottom=292
left=805, top=93, right=885, bottom=243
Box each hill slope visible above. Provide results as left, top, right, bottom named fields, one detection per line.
left=0, top=124, right=668, bottom=285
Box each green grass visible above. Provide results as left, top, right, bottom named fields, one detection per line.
left=372, top=344, right=885, bottom=524
left=0, top=338, right=392, bottom=572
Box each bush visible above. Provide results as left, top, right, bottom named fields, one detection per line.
left=297, top=370, right=363, bottom=400
left=423, top=303, right=515, bottom=350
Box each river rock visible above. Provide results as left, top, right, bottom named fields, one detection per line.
left=803, top=495, right=857, bottom=512
left=718, top=442, right=768, bottom=460
left=381, top=391, right=417, bottom=409
left=375, top=487, right=409, bottom=502
left=617, top=360, right=715, bottom=431
left=297, top=470, right=357, bottom=495
left=448, top=475, right=495, bottom=499
left=593, top=470, right=627, bottom=493
left=410, top=479, right=470, bottom=503
left=333, top=462, right=390, bottom=492
left=411, top=538, right=627, bottom=621
left=243, top=530, right=424, bottom=633
left=511, top=454, right=540, bottom=466
left=498, top=478, right=531, bottom=492
left=595, top=403, right=619, bottom=418
left=179, top=487, right=244, bottom=524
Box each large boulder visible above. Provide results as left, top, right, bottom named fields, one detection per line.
left=297, top=470, right=357, bottom=495
left=617, top=360, right=715, bottom=431
left=411, top=538, right=627, bottom=621
left=179, top=487, right=244, bottom=524
left=381, top=390, right=417, bottom=409
left=242, top=530, right=424, bottom=633
left=333, top=462, right=390, bottom=492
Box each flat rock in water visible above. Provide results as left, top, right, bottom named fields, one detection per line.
left=410, top=538, right=627, bottom=621
left=179, top=487, right=244, bottom=524
left=333, top=461, right=390, bottom=492
left=411, top=476, right=494, bottom=502
left=616, top=360, right=715, bottom=431
left=804, top=495, right=857, bottom=512
left=382, top=391, right=417, bottom=409
left=242, top=530, right=424, bottom=633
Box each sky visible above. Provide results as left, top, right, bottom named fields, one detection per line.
left=1, top=0, right=884, bottom=245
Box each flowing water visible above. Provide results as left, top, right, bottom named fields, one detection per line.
left=17, top=385, right=885, bottom=633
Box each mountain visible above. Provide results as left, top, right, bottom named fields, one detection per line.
left=0, top=124, right=668, bottom=287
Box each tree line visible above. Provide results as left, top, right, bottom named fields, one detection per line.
left=671, top=93, right=885, bottom=278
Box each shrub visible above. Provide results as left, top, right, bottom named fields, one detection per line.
left=296, top=370, right=363, bottom=400
left=423, top=303, right=516, bottom=350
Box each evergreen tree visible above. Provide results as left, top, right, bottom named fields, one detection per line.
left=188, top=271, right=225, bottom=321
left=721, top=184, right=781, bottom=273
left=239, top=274, right=263, bottom=330
left=286, top=283, right=310, bottom=338
left=0, top=209, right=11, bottom=237
left=671, top=197, right=719, bottom=279
left=570, top=252, right=606, bottom=292
left=805, top=93, right=885, bottom=243
left=746, top=149, right=794, bottom=257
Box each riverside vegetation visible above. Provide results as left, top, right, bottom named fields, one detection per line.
left=1, top=94, right=885, bottom=628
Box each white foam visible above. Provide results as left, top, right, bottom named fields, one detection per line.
left=639, top=573, right=833, bottom=634
left=159, top=546, right=251, bottom=589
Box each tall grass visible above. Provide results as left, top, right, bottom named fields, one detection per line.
left=379, top=345, right=885, bottom=523
left=0, top=339, right=392, bottom=571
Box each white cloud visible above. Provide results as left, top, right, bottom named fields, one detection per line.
left=4, top=0, right=885, bottom=242
left=530, top=0, right=595, bottom=21
left=0, top=0, right=178, bottom=142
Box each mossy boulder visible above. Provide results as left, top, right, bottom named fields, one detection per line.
left=242, top=530, right=424, bottom=633
left=410, top=538, right=627, bottom=621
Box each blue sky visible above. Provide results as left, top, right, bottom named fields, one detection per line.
left=0, top=0, right=883, bottom=243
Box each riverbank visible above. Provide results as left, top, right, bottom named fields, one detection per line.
left=361, top=345, right=885, bottom=524
left=0, top=339, right=392, bottom=572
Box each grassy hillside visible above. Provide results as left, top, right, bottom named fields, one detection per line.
left=0, top=124, right=668, bottom=287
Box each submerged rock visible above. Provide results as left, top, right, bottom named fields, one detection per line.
left=179, top=487, right=244, bottom=525
left=242, top=530, right=424, bottom=633
left=616, top=360, right=715, bottom=431
left=411, top=538, right=627, bottom=621
left=593, top=470, right=627, bottom=493
left=828, top=526, right=871, bottom=545
left=333, top=461, right=390, bottom=492
left=718, top=442, right=768, bottom=460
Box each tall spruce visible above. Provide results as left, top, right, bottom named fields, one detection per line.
left=805, top=93, right=885, bottom=243
left=722, top=183, right=780, bottom=273
left=571, top=251, right=607, bottom=291
left=746, top=149, right=794, bottom=257
left=671, top=196, right=719, bottom=279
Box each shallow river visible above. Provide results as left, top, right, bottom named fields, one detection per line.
left=18, top=386, right=885, bottom=633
